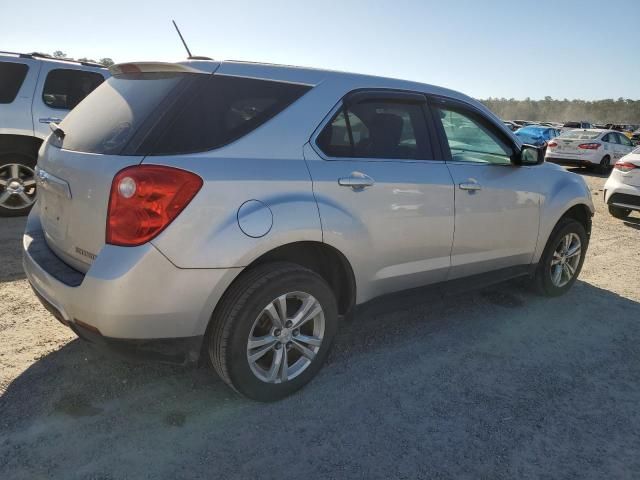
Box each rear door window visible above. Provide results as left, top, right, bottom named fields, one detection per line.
left=42, top=69, right=105, bottom=110
left=607, top=133, right=620, bottom=144
left=618, top=134, right=633, bottom=147
left=0, top=61, right=29, bottom=103
left=317, top=98, right=432, bottom=160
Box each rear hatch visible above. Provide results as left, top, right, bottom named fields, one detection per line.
left=36, top=62, right=218, bottom=272
left=554, top=130, right=601, bottom=156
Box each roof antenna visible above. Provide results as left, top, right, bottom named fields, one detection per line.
left=172, top=20, right=193, bottom=58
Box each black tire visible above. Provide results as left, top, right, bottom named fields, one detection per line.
left=0, top=152, right=38, bottom=217
left=534, top=218, right=588, bottom=297
left=209, top=262, right=338, bottom=401
left=597, top=155, right=611, bottom=175
left=608, top=205, right=631, bottom=219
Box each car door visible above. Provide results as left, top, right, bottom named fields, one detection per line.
left=604, top=132, right=622, bottom=161
left=32, top=64, right=106, bottom=139
left=428, top=96, right=542, bottom=279
left=617, top=133, right=635, bottom=158
left=304, top=90, right=455, bottom=303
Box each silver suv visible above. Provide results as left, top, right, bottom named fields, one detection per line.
left=23, top=59, right=594, bottom=401
left=0, top=51, right=109, bottom=216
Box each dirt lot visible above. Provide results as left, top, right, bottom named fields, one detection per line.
left=1, top=170, right=639, bottom=479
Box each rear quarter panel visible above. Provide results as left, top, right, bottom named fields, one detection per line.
left=147, top=155, right=321, bottom=269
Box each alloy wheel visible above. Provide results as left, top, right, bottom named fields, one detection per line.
left=0, top=163, right=37, bottom=210
left=247, top=291, right=325, bottom=384
left=550, top=232, right=581, bottom=287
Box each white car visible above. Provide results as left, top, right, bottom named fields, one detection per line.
left=604, top=148, right=640, bottom=219
left=545, top=129, right=636, bottom=173
left=0, top=51, right=109, bottom=216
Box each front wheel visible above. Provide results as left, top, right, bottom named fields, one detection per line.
left=608, top=205, right=631, bottom=219
left=534, top=218, right=587, bottom=296
left=209, top=262, right=338, bottom=401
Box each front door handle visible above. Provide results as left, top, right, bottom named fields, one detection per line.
left=338, top=172, right=375, bottom=189
left=39, top=117, right=62, bottom=124
left=459, top=182, right=482, bottom=191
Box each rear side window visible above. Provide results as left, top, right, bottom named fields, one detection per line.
left=317, top=99, right=431, bottom=160
left=42, top=69, right=105, bottom=110
left=0, top=62, right=29, bottom=103
left=145, top=75, right=311, bottom=155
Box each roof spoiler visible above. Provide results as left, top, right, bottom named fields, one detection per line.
left=109, top=61, right=209, bottom=76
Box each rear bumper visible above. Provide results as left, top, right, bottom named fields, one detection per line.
left=603, top=177, right=640, bottom=211
left=545, top=156, right=598, bottom=167
left=23, top=206, right=240, bottom=364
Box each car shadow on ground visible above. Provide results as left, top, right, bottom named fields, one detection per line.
left=564, top=166, right=609, bottom=179
left=2, top=278, right=640, bottom=478
left=0, top=217, right=27, bottom=283
left=623, top=216, right=640, bottom=230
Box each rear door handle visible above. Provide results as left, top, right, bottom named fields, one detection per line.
left=338, top=172, right=375, bottom=189
left=459, top=182, right=482, bottom=191
left=39, top=117, right=62, bottom=124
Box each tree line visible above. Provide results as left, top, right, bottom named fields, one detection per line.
left=480, top=97, right=640, bottom=124
left=49, top=50, right=114, bottom=67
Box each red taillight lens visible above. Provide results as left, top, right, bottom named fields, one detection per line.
left=548, top=141, right=558, bottom=148
left=614, top=161, right=637, bottom=172
left=106, top=165, right=203, bottom=246
left=578, top=143, right=601, bottom=150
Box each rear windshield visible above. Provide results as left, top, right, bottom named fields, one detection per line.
left=560, top=131, right=600, bottom=140
left=518, top=126, right=544, bottom=134
left=58, top=72, right=312, bottom=155
left=563, top=122, right=581, bottom=128
left=0, top=61, right=29, bottom=103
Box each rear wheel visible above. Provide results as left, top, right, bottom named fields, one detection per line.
left=209, top=262, right=338, bottom=401
left=598, top=155, right=611, bottom=175
left=534, top=218, right=587, bottom=296
left=608, top=205, right=631, bottom=219
left=0, top=153, right=37, bottom=217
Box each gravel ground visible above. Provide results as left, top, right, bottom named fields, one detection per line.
left=1, top=170, right=639, bottom=479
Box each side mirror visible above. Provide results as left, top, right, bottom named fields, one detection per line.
left=516, top=144, right=544, bottom=166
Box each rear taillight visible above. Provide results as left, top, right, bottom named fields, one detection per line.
left=614, top=162, right=637, bottom=173
left=578, top=143, right=601, bottom=150
left=548, top=141, right=558, bottom=148
left=106, top=165, right=203, bottom=247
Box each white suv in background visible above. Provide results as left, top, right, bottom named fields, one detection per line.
left=0, top=51, right=109, bottom=216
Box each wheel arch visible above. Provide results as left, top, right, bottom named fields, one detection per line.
left=242, top=240, right=356, bottom=316
left=0, top=134, right=43, bottom=159
left=534, top=200, right=593, bottom=263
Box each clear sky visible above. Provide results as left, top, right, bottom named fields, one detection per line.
left=2, top=0, right=638, bottom=100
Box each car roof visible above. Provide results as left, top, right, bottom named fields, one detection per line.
left=125, top=58, right=481, bottom=105
left=0, top=51, right=108, bottom=69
